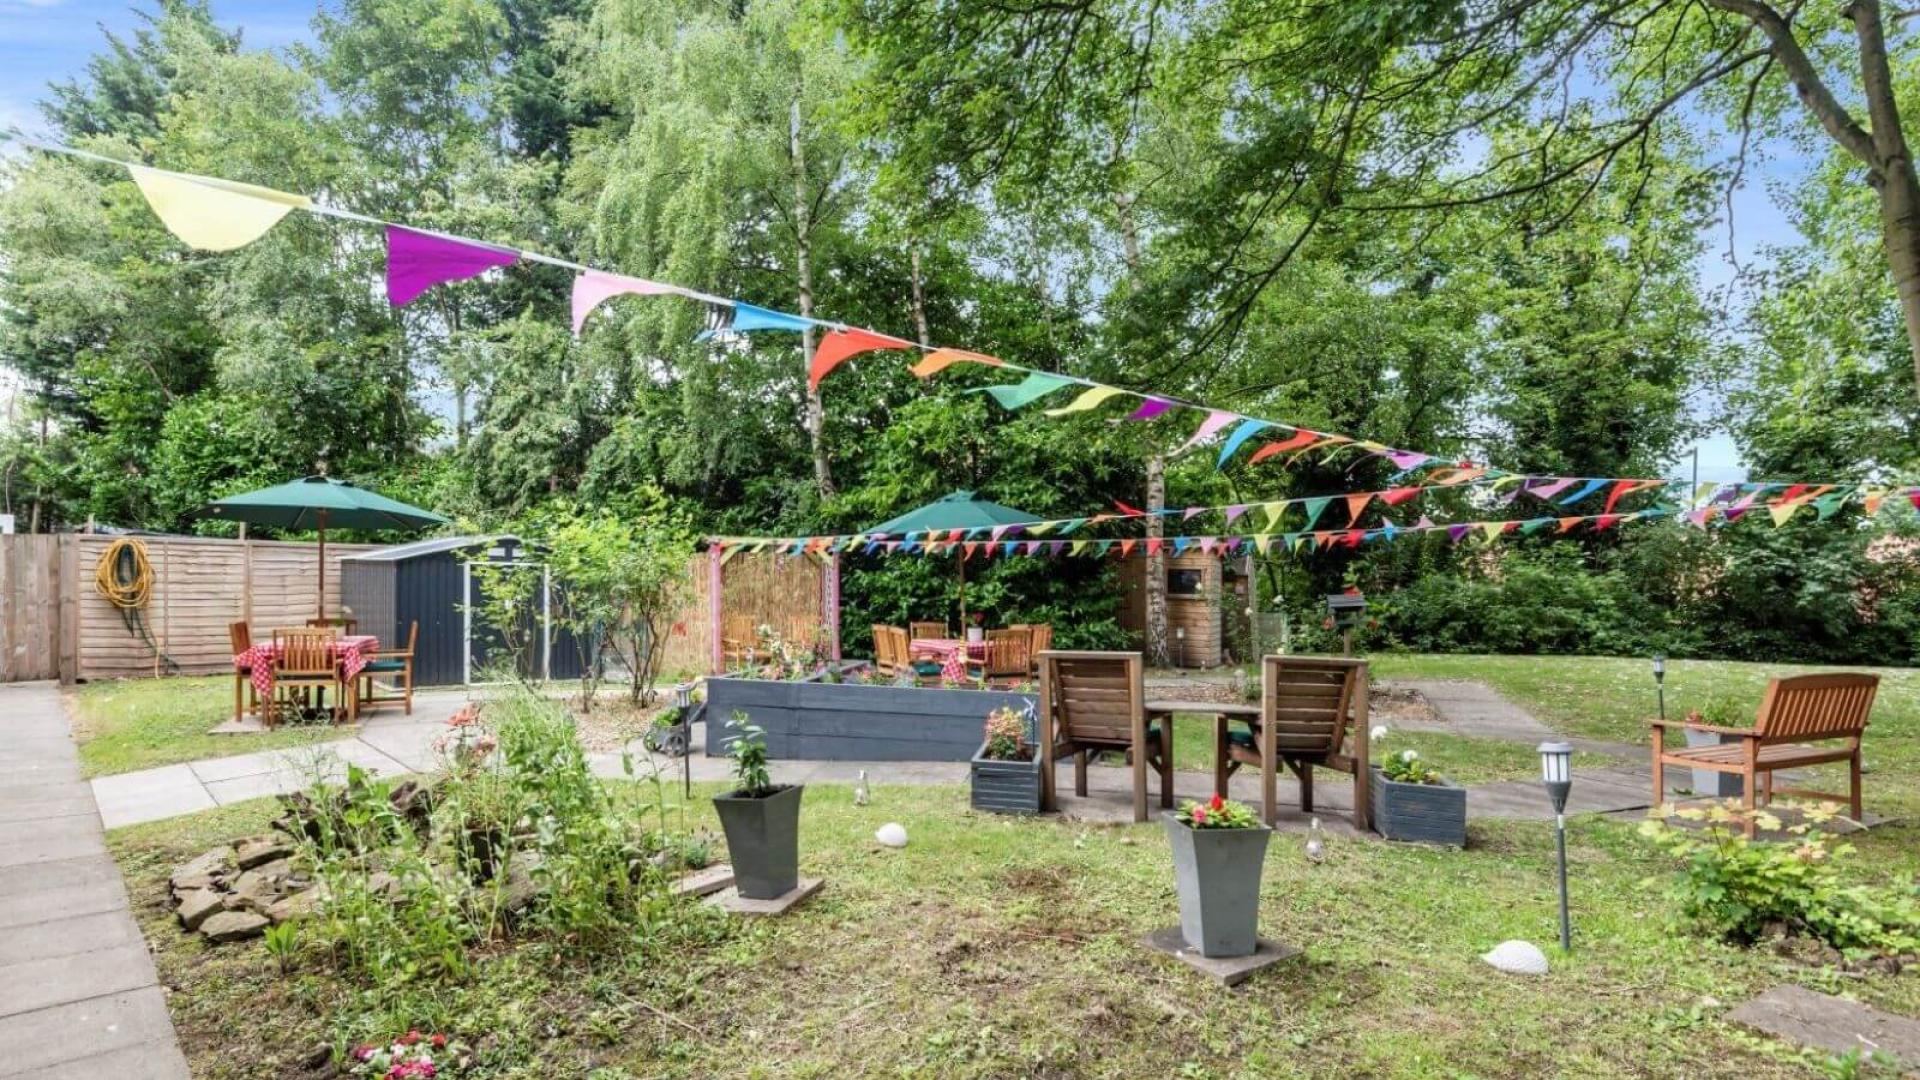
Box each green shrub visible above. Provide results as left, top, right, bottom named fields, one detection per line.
left=1638, top=801, right=1920, bottom=956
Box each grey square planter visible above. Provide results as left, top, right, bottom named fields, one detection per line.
left=1164, top=813, right=1272, bottom=958
left=1368, top=768, right=1467, bottom=847
left=712, top=784, right=804, bottom=900
left=970, top=741, right=1042, bottom=815
left=1683, top=728, right=1745, bottom=797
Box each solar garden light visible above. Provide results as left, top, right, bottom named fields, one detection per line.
left=1652, top=653, right=1667, bottom=724
left=1538, top=740, right=1574, bottom=952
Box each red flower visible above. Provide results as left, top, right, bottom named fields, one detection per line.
left=400, top=1029, right=421, bottom=1046
left=1209, top=794, right=1225, bottom=812
left=431, top=1034, right=447, bottom=1049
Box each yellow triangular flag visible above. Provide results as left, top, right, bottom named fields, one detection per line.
left=1479, top=521, right=1504, bottom=541
left=128, top=165, right=311, bottom=252
left=1768, top=501, right=1800, bottom=527
left=1042, top=385, right=1124, bottom=416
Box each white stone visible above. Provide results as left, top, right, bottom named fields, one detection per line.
left=875, top=823, right=908, bottom=848
left=1481, top=940, right=1549, bottom=976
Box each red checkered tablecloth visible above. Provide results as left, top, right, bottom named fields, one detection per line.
left=236, top=635, right=379, bottom=697
left=909, top=637, right=987, bottom=661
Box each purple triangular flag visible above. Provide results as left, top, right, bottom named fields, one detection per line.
left=1125, top=397, right=1175, bottom=421
left=1446, top=524, right=1470, bottom=543
left=387, top=225, right=518, bottom=307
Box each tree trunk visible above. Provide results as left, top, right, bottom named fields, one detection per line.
left=909, top=243, right=933, bottom=347
left=792, top=98, right=834, bottom=498
left=1875, top=162, right=1920, bottom=393
left=1144, top=454, right=1171, bottom=667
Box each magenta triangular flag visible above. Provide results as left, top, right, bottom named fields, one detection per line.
left=387, top=226, right=518, bottom=307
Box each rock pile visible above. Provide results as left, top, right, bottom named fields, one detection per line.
left=168, top=834, right=325, bottom=943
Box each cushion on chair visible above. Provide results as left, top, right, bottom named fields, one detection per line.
left=363, top=659, right=407, bottom=673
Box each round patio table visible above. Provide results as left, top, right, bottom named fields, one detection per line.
left=908, top=637, right=988, bottom=662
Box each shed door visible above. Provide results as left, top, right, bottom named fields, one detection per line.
left=463, top=561, right=553, bottom=684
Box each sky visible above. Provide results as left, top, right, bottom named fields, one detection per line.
left=0, top=0, right=1824, bottom=484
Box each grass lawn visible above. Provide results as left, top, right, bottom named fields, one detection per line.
left=68, top=676, right=350, bottom=778
left=109, top=780, right=1920, bottom=1079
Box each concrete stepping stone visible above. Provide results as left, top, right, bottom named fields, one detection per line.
left=1727, top=985, right=1920, bottom=1069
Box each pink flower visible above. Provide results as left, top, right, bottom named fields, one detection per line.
left=354, top=1044, right=377, bottom=1061
left=1191, top=806, right=1208, bottom=825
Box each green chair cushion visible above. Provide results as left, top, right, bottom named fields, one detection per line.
left=363, top=659, right=407, bottom=673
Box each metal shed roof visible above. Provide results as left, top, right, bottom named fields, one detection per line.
left=343, top=534, right=528, bottom=563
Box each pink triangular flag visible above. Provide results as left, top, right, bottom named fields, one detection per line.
left=1173, top=410, right=1238, bottom=455
left=571, top=270, right=674, bottom=334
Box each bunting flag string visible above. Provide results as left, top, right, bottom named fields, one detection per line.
left=12, top=137, right=1914, bottom=506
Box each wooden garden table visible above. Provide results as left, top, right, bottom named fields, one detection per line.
left=235, top=634, right=379, bottom=721
left=909, top=637, right=988, bottom=662
left=1143, top=699, right=1263, bottom=806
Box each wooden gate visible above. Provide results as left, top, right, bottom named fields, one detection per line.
left=0, top=535, right=64, bottom=682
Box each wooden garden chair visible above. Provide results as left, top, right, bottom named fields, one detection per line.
left=966, top=628, right=1033, bottom=683
left=228, top=620, right=260, bottom=723
left=307, top=615, right=359, bottom=635
left=1216, top=656, right=1371, bottom=830
left=910, top=620, right=950, bottom=642
left=785, top=615, right=819, bottom=650
left=270, top=626, right=342, bottom=727
left=722, top=614, right=765, bottom=666
left=358, top=620, right=418, bottom=717
left=1037, top=650, right=1165, bottom=822
left=871, top=624, right=904, bottom=676
left=1026, top=624, right=1053, bottom=674
left=1651, top=672, right=1878, bottom=835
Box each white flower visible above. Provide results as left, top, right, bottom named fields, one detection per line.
left=1400, top=749, right=1418, bottom=762
left=1370, top=725, right=1389, bottom=741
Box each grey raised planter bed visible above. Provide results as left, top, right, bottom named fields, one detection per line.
left=1164, top=813, right=1272, bottom=958
left=1368, top=768, right=1467, bottom=847
left=970, top=741, right=1042, bottom=815
left=712, top=783, right=804, bottom=900
left=705, top=675, right=1033, bottom=762
left=1683, top=728, right=1745, bottom=797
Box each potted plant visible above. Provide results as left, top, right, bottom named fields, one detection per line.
left=970, top=702, right=1042, bottom=814
left=1164, top=794, right=1271, bottom=958
left=711, top=712, right=804, bottom=899
left=966, top=611, right=986, bottom=645
left=1367, top=735, right=1467, bottom=847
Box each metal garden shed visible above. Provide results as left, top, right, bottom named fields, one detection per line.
left=339, top=535, right=583, bottom=686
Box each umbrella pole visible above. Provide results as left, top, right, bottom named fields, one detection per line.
left=957, top=552, right=966, bottom=628
left=317, top=510, right=328, bottom=622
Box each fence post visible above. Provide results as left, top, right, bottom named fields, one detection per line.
left=708, top=546, right=724, bottom=675
left=58, top=536, right=79, bottom=684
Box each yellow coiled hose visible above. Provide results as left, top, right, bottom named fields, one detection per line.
left=94, top=537, right=178, bottom=673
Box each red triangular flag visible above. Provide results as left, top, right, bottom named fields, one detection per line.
left=1380, top=486, right=1421, bottom=506
left=808, top=327, right=914, bottom=391
left=1247, top=430, right=1320, bottom=464
left=1601, top=479, right=1636, bottom=516
left=1114, top=500, right=1146, bottom=516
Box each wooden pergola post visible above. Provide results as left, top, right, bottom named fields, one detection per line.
left=824, top=552, right=842, bottom=661
left=707, top=545, right=724, bottom=674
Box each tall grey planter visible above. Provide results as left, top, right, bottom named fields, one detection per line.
left=1683, top=728, right=1745, bottom=797
left=1163, top=813, right=1272, bottom=958
left=1368, top=768, right=1467, bottom=847
left=713, top=784, right=804, bottom=899
left=970, top=742, right=1043, bottom=815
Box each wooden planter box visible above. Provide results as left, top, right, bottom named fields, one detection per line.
left=705, top=675, right=1035, bottom=762
left=970, top=741, right=1042, bottom=814
left=1368, top=768, right=1467, bottom=847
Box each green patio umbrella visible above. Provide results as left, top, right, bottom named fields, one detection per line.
left=866, top=490, right=1035, bottom=623
left=200, top=476, right=449, bottom=621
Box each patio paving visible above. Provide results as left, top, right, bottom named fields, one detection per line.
left=0, top=682, right=189, bottom=1079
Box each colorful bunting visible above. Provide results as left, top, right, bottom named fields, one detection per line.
left=1124, top=397, right=1176, bottom=421
left=387, top=226, right=518, bottom=307
left=978, top=372, right=1076, bottom=410
left=128, top=166, right=310, bottom=252
left=1215, top=419, right=1273, bottom=466
left=910, top=348, right=1003, bottom=378
left=1248, top=429, right=1320, bottom=464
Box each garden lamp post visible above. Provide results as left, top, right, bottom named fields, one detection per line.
left=1652, top=653, right=1667, bottom=724
left=1538, top=741, right=1574, bottom=952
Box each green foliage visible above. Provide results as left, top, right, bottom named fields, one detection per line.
left=1174, top=794, right=1261, bottom=830
left=1638, top=802, right=1920, bottom=956
left=1378, top=747, right=1440, bottom=786
left=723, top=711, right=772, bottom=795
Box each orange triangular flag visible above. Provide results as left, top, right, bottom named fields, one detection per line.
left=1345, top=493, right=1372, bottom=526
left=1247, top=430, right=1320, bottom=464
left=909, top=348, right=1003, bottom=378
left=809, top=328, right=913, bottom=390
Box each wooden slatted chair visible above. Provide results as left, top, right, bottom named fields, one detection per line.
left=871, top=624, right=904, bottom=676
left=1037, top=650, right=1165, bottom=822
left=1026, top=624, right=1053, bottom=674
left=1216, top=656, right=1371, bottom=830
left=307, top=615, right=359, bottom=635
left=358, top=620, right=418, bottom=717
left=910, top=620, right=950, bottom=642
left=271, top=626, right=341, bottom=727
left=785, top=615, right=819, bottom=650
left=229, top=621, right=259, bottom=723
left=1651, top=672, right=1878, bottom=835
left=722, top=615, right=765, bottom=667
left=967, top=628, right=1032, bottom=683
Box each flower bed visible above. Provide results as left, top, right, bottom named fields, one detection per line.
left=704, top=671, right=1035, bottom=761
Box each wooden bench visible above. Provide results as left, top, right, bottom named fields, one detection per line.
left=1650, top=672, right=1878, bottom=835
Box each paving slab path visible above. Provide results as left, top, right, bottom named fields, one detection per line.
left=1727, top=985, right=1920, bottom=1070
left=0, top=682, right=190, bottom=1079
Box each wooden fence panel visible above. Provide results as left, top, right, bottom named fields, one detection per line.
left=73, top=536, right=374, bottom=681
left=0, top=536, right=63, bottom=682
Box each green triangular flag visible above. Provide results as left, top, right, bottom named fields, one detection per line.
left=1300, top=496, right=1332, bottom=531
left=977, top=372, right=1075, bottom=410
